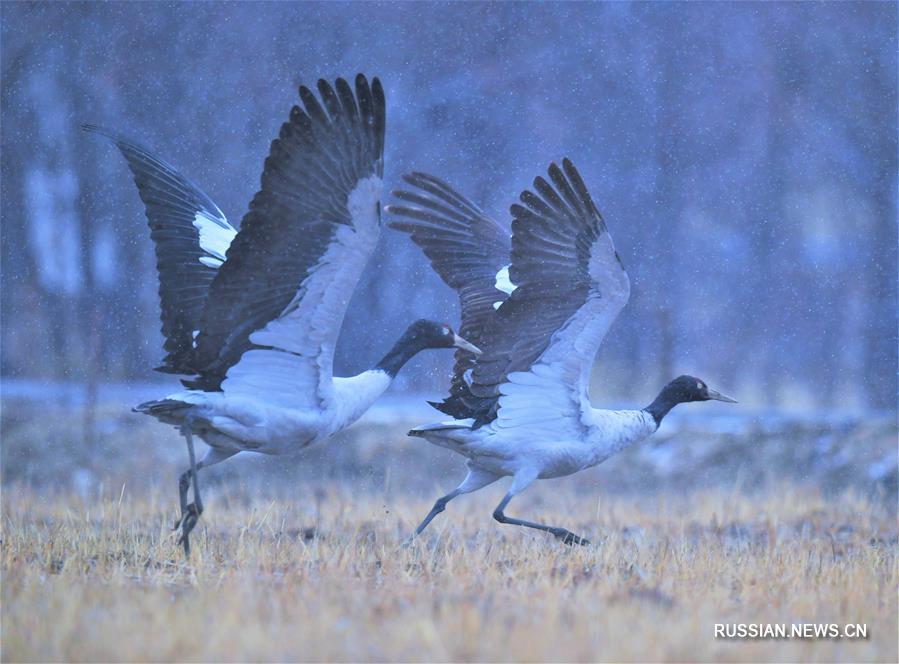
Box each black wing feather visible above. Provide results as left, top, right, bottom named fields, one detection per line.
left=187, top=75, right=385, bottom=390
left=386, top=172, right=511, bottom=414
left=82, top=124, right=235, bottom=375
left=437, top=159, right=605, bottom=425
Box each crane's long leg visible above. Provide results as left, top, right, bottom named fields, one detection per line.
left=175, top=447, right=238, bottom=529
left=404, top=466, right=500, bottom=546
left=177, top=422, right=201, bottom=557
left=492, top=472, right=590, bottom=546
left=173, top=430, right=236, bottom=557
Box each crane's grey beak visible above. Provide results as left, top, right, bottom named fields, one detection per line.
left=706, top=387, right=737, bottom=403
left=453, top=334, right=482, bottom=355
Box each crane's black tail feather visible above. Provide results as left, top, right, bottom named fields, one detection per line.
left=133, top=398, right=191, bottom=416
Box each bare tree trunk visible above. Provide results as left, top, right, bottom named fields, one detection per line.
left=863, top=181, right=898, bottom=410
left=72, top=42, right=103, bottom=448
left=651, top=9, right=683, bottom=389
left=658, top=307, right=675, bottom=385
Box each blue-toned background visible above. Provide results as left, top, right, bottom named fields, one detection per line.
left=2, top=1, right=896, bottom=412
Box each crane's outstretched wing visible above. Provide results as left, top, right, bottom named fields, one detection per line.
left=187, top=75, right=385, bottom=411
left=434, top=159, right=630, bottom=426
left=83, top=125, right=237, bottom=375
left=386, top=172, right=511, bottom=412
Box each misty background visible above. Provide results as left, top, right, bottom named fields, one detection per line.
left=2, top=14, right=896, bottom=663
left=2, top=2, right=896, bottom=420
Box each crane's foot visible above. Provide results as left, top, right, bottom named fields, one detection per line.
left=172, top=501, right=199, bottom=531
left=551, top=528, right=590, bottom=546
left=175, top=503, right=202, bottom=556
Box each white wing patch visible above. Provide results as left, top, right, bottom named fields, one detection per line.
left=193, top=210, right=237, bottom=267
left=199, top=256, right=223, bottom=268
left=493, top=264, right=516, bottom=310
left=220, top=348, right=322, bottom=410
left=495, top=364, right=578, bottom=429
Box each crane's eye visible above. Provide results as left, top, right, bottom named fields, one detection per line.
left=441, top=326, right=451, bottom=336
left=697, top=382, right=704, bottom=390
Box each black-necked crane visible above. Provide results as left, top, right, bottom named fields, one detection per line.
left=387, top=160, right=735, bottom=545
left=84, top=75, right=480, bottom=555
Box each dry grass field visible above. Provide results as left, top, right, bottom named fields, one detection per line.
left=2, top=482, right=896, bottom=662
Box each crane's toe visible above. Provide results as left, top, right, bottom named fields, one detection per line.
left=172, top=502, right=201, bottom=531
left=552, top=528, right=590, bottom=546
left=175, top=503, right=202, bottom=556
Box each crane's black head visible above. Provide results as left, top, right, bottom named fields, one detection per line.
left=376, top=319, right=481, bottom=377
left=645, top=375, right=737, bottom=426
left=406, top=319, right=480, bottom=351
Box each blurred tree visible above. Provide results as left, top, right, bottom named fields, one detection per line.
left=0, top=1, right=894, bottom=412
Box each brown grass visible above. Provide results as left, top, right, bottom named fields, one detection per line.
left=2, top=482, right=896, bottom=662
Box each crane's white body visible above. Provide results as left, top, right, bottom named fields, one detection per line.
left=415, top=407, right=656, bottom=481
left=164, top=369, right=392, bottom=455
